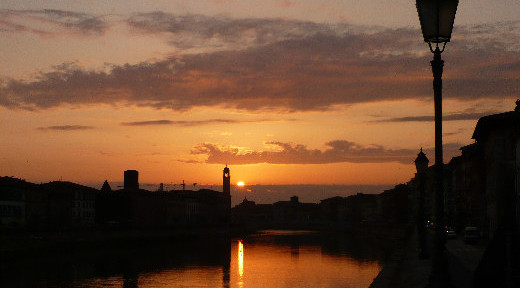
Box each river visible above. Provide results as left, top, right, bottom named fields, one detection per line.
left=1, top=230, right=389, bottom=288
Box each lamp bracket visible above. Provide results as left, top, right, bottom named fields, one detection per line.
left=428, top=42, right=447, bottom=54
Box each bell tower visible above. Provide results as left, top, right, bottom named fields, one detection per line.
left=223, top=165, right=230, bottom=196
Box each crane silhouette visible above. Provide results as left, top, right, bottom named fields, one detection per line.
left=176, top=180, right=198, bottom=191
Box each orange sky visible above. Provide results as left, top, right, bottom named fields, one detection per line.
left=0, top=1, right=518, bottom=188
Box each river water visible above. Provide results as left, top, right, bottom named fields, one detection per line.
left=2, top=230, right=388, bottom=288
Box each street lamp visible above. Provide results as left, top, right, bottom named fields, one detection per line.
left=416, top=0, right=458, bottom=286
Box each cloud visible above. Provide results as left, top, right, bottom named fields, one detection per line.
left=189, top=140, right=462, bottom=165
left=0, top=9, right=108, bottom=35
left=374, top=111, right=501, bottom=123
left=37, top=125, right=94, bottom=131
left=444, top=128, right=467, bottom=137
left=135, top=152, right=172, bottom=157
left=98, top=150, right=121, bottom=157
left=121, top=118, right=286, bottom=126
left=126, top=12, right=342, bottom=51
left=0, top=14, right=518, bottom=112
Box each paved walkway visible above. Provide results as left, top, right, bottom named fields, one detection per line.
left=370, top=229, right=486, bottom=288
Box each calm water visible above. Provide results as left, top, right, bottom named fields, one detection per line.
left=2, top=230, right=388, bottom=288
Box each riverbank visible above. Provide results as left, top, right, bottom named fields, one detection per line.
left=369, top=227, right=424, bottom=288
left=369, top=229, right=487, bottom=288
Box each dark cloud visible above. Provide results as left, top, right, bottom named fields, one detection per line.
left=0, top=9, right=108, bottom=35
left=126, top=12, right=336, bottom=50
left=0, top=18, right=27, bottom=32
left=37, top=125, right=94, bottom=131
left=121, top=118, right=286, bottom=126
left=0, top=14, right=518, bottom=112
left=444, top=128, right=467, bottom=137
left=189, top=140, right=462, bottom=165
left=374, top=111, right=501, bottom=123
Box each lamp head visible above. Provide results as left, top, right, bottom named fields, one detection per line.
left=416, top=0, right=458, bottom=44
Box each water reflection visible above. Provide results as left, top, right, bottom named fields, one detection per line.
left=238, top=240, right=244, bottom=287
left=223, top=240, right=231, bottom=288
left=231, top=232, right=383, bottom=288
left=1, top=231, right=390, bottom=288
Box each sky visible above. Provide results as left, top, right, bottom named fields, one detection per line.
left=1, top=0, right=519, bottom=195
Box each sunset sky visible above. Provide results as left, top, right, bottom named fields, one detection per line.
left=1, top=1, right=519, bottom=191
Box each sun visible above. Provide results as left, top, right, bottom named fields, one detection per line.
left=237, top=181, right=245, bottom=187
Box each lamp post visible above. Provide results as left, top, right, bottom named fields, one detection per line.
left=416, top=0, right=458, bottom=287
left=415, top=148, right=429, bottom=259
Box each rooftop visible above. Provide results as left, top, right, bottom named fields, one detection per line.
left=472, top=100, right=520, bottom=141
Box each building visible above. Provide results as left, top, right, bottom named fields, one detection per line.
left=124, top=170, right=139, bottom=191
left=378, top=184, right=410, bottom=226
left=471, top=100, right=520, bottom=236
left=231, top=196, right=320, bottom=228
left=0, top=177, right=29, bottom=228
left=97, top=168, right=231, bottom=228
left=1, top=177, right=97, bottom=229
left=406, top=101, right=519, bottom=240
left=42, top=181, right=97, bottom=228
left=231, top=198, right=273, bottom=228
left=1, top=166, right=237, bottom=230
left=470, top=101, right=520, bottom=288
left=345, top=193, right=378, bottom=223
left=449, top=143, right=487, bottom=234
left=273, top=196, right=320, bottom=225
left=320, top=196, right=348, bottom=224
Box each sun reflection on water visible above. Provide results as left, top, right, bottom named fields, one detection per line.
left=238, top=239, right=244, bottom=287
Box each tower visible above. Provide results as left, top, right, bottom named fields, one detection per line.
left=223, top=165, right=230, bottom=196
left=124, top=170, right=139, bottom=190
left=414, top=147, right=429, bottom=174
left=101, top=180, right=112, bottom=192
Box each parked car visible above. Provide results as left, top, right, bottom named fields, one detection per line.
left=464, top=226, right=480, bottom=244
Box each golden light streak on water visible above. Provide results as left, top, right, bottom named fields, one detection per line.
left=238, top=239, right=244, bottom=287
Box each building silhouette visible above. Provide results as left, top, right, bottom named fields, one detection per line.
left=44, top=181, right=97, bottom=227
left=429, top=100, right=520, bottom=238
left=1, top=166, right=231, bottom=230
left=471, top=100, right=520, bottom=236
left=223, top=165, right=230, bottom=196
left=231, top=187, right=409, bottom=232
left=406, top=101, right=520, bottom=287
left=0, top=177, right=97, bottom=229
left=124, top=170, right=139, bottom=191
left=0, top=177, right=31, bottom=227
left=97, top=167, right=231, bottom=228
left=470, top=101, right=519, bottom=288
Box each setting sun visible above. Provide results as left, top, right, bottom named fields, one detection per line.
left=237, top=181, right=245, bottom=187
